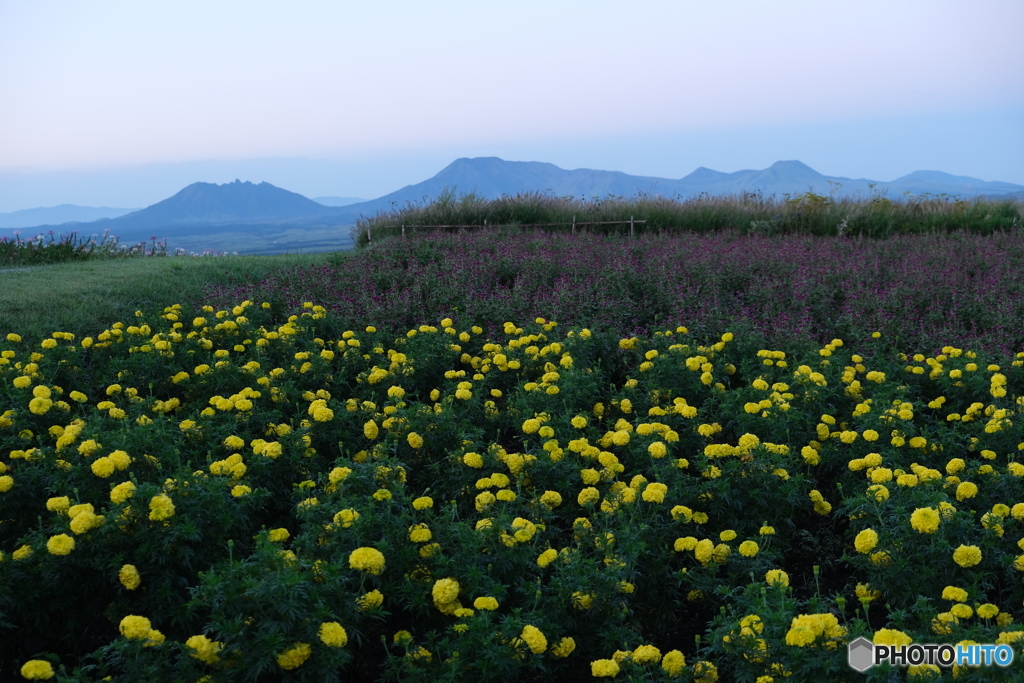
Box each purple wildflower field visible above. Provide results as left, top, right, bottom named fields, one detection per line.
left=204, top=228, right=1024, bottom=358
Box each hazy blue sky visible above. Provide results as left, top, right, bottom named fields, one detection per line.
left=1, top=0, right=1022, bottom=211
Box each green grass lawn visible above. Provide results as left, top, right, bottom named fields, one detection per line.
left=0, top=253, right=346, bottom=340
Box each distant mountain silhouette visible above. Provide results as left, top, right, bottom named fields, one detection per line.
left=335, top=157, right=1024, bottom=220
left=102, top=179, right=341, bottom=229
left=0, top=204, right=139, bottom=229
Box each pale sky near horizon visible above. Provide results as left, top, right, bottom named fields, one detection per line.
left=1, top=0, right=1022, bottom=212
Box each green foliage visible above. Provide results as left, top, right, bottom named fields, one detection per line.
left=353, top=189, right=1023, bottom=248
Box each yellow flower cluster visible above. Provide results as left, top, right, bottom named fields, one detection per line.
left=784, top=613, right=846, bottom=647
left=349, top=547, right=386, bottom=575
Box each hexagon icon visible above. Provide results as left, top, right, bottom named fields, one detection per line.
left=848, top=636, right=875, bottom=672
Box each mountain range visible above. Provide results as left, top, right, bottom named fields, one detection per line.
left=3, top=158, right=1022, bottom=254
left=0, top=204, right=140, bottom=229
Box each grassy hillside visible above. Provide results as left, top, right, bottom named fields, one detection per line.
left=0, top=253, right=343, bottom=341
left=354, top=190, right=1024, bottom=249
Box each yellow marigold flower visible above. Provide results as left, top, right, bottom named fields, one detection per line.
left=873, top=628, right=912, bottom=647
left=591, top=659, right=620, bottom=677
left=363, top=420, right=379, bottom=440
left=522, top=418, right=541, bottom=434
left=90, top=456, right=115, bottom=478
left=69, top=510, right=102, bottom=535
left=739, top=540, right=759, bottom=557
left=856, top=583, right=880, bottom=602
left=268, top=528, right=290, bottom=543
left=148, top=494, right=175, bottom=521
left=950, top=603, right=973, bottom=619
left=19, top=660, right=55, bottom=680
left=759, top=525, right=776, bottom=535
left=408, top=524, right=432, bottom=543
left=720, top=529, right=737, bottom=542
left=407, top=432, right=423, bottom=448
left=108, top=450, right=130, bottom=470
left=642, top=482, right=667, bottom=503
left=674, top=536, right=698, bottom=552
left=539, top=490, right=563, bottom=508
left=357, top=589, right=383, bottom=611
left=324, top=467, right=351, bottom=487
left=46, top=533, right=75, bottom=556
left=552, top=636, right=576, bottom=658
left=119, top=564, right=141, bottom=590
left=46, top=496, right=70, bottom=513
left=349, top=547, right=386, bottom=575
left=119, top=615, right=152, bottom=640
left=785, top=621, right=817, bottom=646
left=276, top=642, right=311, bottom=670
left=475, top=491, right=496, bottom=512
left=854, top=528, right=878, bottom=554
left=632, top=644, right=661, bottom=664
left=942, top=586, right=968, bottom=602
left=572, top=591, right=594, bottom=610
left=996, top=630, right=1024, bottom=645
left=765, top=569, right=789, bottom=587
left=333, top=508, right=359, bottom=528
left=28, top=397, right=52, bottom=415
left=432, top=577, right=460, bottom=605
left=577, top=487, right=600, bottom=506
left=647, top=440, right=669, bottom=458
left=520, top=624, right=547, bottom=654
left=671, top=505, right=693, bottom=522
left=952, top=545, right=981, bottom=567
left=319, top=622, right=348, bottom=647
left=910, top=507, right=940, bottom=534
left=231, top=485, right=252, bottom=498
left=537, top=548, right=558, bottom=568
left=412, top=496, right=433, bottom=510
left=955, top=481, right=978, bottom=501
left=867, top=484, right=889, bottom=502
left=896, top=473, right=918, bottom=487
left=662, top=649, right=686, bottom=676
left=694, top=538, right=714, bottom=565
left=473, top=596, right=499, bottom=611
left=0, top=475, right=13, bottom=493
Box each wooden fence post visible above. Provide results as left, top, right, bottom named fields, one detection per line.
left=402, top=224, right=405, bottom=238
left=630, top=216, right=634, bottom=237
left=572, top=215, right=576, bottom=235
left=368, top=226, right=372, bottom=245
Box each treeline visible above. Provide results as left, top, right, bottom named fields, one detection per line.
left=351, top=188, right=1023, bottom=248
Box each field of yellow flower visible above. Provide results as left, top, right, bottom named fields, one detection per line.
left=2, top=296, right=1024, bottom=681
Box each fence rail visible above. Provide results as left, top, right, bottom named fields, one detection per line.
left=366, top=217, right=647, bottom=245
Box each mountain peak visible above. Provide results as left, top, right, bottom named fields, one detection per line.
left=108, top=179, right=334, bottom=227
left=767, top=160, right=816, bottom=172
